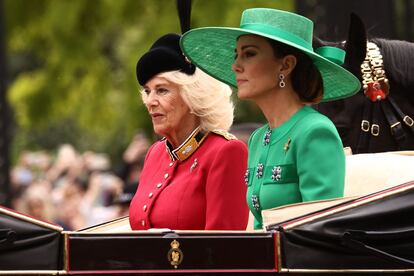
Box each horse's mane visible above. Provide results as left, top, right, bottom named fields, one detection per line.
left=372, top=38, right=414, bottom=88
left=315, top=14, right=414, bottom=154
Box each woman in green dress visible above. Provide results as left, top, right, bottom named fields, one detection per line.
left=180, top=8, right=361, bottom=229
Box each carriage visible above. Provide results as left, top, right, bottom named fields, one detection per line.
left=1, top=151, right=414, bottom=275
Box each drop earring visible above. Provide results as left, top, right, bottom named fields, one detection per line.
left=279, top=73, right=285, bottom=88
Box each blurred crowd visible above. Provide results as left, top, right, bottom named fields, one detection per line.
left=7, top=123, right=259, bottom=231
left=9, top=132, right=150, bottom=230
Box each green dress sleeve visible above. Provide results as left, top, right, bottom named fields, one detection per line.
left=296, top=121, right=345, bottom=201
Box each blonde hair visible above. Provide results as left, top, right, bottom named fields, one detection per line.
left=142, top=69, right=234, bottom=131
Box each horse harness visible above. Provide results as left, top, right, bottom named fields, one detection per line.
left=357, top=41, right=414, bottom=152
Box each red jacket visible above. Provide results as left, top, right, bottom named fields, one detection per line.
left=129, top=130, right=249, bottom=230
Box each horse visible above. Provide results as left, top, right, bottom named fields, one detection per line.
left=314, top=13, right=414, bottom=154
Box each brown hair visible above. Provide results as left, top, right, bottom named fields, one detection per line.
left=267, top=39, right=323, bottom=103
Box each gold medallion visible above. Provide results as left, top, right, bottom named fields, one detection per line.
left=167, top=239, right=183, bottom=268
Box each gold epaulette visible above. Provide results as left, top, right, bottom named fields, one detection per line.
left=211, top=129, right=237, bottom=140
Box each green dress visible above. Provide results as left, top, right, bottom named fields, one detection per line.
left=246, top=106, right=345, bottom=229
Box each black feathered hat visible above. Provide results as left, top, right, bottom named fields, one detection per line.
left=136, top=0, right=195, bottom=86
left=136, top=34, right=195, bottom=85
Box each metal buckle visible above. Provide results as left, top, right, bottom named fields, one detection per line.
left=390, top=121, right=401, bottom=135
left=371, top=124, right=380, bottom=136
left=403, top=116, right=414, bottom=127
left=361, top=120, right=370, bottom=132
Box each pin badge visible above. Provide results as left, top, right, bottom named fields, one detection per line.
left=190, top=158, right=198, bottom=172
left=182, top=145, right=192, bottom=155
left=284, top=138, right=291, bottom=153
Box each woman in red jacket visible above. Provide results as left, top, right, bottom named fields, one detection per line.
left=129, top=33, right=249, bottom=230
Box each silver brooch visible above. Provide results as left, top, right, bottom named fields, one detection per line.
left=190, top=158, right=198, bottom=172
left=256, top=163, right=264, bottom=178
left=271, top=166, right=282, bottom=181
left=244, top=169, right=250, bottom=186
left=263, top=128, right=272, bottom=146
left=251, top=195, right=260, bottom=210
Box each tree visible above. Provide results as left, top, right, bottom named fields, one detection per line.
left=0, top=0, right=11, bottom=206
left=5, top=0, right=292, bottom=163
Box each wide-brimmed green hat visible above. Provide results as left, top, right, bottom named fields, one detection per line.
left=180, top=8, right=361, bottom=102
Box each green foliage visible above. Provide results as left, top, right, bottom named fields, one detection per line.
left=5, top=0, right=293, bottom=162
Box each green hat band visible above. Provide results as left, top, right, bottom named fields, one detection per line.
left=315, top=46, right=346, bottom=65
left=240, top=23, right=313, bottom=51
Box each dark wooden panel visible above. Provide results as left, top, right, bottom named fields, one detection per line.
left=67, top=232, right=277, bottom=273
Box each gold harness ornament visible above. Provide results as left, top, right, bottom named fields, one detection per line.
left=359, top=41, right=414, bottom=141
left=361, top=42, right=389, bottom=102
